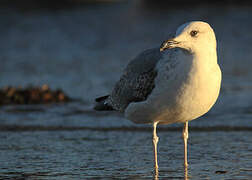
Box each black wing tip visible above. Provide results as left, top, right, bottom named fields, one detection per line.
left=94, top=95, right=114, bottom=111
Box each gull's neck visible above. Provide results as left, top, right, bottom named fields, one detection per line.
left=193, top=45, right=218, bottom=67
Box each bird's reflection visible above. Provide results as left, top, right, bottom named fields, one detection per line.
left=153, top=169, right=159, bottom=180
left=152, top=166, right=189, bottom=180
left=184, top=166, right=188, bottom=180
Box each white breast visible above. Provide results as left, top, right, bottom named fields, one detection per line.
left=125, top=49, right=222, bottom=125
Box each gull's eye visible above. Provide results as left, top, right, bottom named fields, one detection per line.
left=190, top=30, right=198, bottom=37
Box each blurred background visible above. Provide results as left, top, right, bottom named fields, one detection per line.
left=0, top=1, right=251, bottom=179
left=1, top=0, right=252, bottom=102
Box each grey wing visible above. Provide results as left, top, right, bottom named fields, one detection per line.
left=108, top=48, right=162, bottom=112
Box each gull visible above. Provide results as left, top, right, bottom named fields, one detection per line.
left=94, top=21, right=222, bottom=174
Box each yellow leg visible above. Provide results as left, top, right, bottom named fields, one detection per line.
left=153, top=122, right=159, bottom=175
left=183, top=121, right=189, bottom=168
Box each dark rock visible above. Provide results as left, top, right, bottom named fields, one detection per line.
left=0, top=85, right=73, bottom=105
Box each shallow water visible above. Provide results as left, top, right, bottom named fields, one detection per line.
left=0, top=128, right=252, bottom=179
left=0, top=2, right=252, bottom=179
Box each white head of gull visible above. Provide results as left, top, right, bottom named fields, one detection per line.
left=94, top=21, right=222, bottom=175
